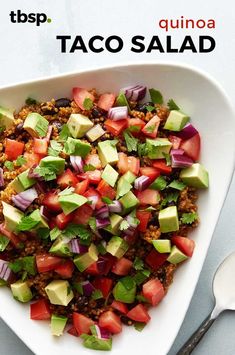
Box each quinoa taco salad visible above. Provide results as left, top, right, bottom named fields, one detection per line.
left=0, top=84, right=209, bottom=351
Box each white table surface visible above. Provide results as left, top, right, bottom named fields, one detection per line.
left=0, top=0, right=235, bottom=354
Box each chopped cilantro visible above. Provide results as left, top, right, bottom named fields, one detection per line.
left=4, top=161, right=14, bottom=171
left=133, top=270, right=149, bottom=285
left=161, top=190, right=179, bottom=209
left=120, top=276, right=136, bottom=290
left=181, top=212, right=198, bottom=224
left=136, top=295, right=149, bottom=303
left=8, top=259, right=22, bottom=273
left=119, top=220, right=129, bottom=231
left=25, top=97, right=37, bottom=105
left=91, top=289, right=103, bottom=300
left=0, top=235, right=10, bottom=251
left=50, top=227, right=61, bottom=241
left=9, top=256, right=36, bottom=276
left=134, top=322, right=146, bottom=332
left=73, top=282, right=83, bottom=295
left=83, top=98, right=94, bottom=110
left=88, top=217, right=97, bottom=232
left=48, top=140, right=63, bottom=157
left=150, top=176, right=167, bottom=191
left=133, top=257, right=144, bottom=271
left=167, top=99, right=180, bottom=111
left=123, top=130, right=138, bottom=152
left=138, top=143, right=147, bottom=157
left=145, top=124, right=155, bottom=133
left=33, top=166, right=57, bottom=181
left=101, top=196, right=113, bottom=205
left=128, top=125, right=141, bottom=133
left=17, top=216, right=40, bottom=232
left=83, top=164, right=96, bottom=172
left=168, top=180, right=186, bottom=191
left=37, top=228, right=50, bottom=240
left=96, top=242, right=107, bottom=255
left=149, top=88, right=163, bottom=104
left=146, top=105, right=155, bottom=112
left=21, top=271, right=28, bottom=281
left=62, top=223, right=91, bottom=243
left=58, top=187, right=75, bottom=196
left=59, top=124, right=70, bottom=142
left=16, top=155, right=26, bottom=166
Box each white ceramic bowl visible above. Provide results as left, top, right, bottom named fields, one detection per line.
left=0, top=63, right=235, bottom=355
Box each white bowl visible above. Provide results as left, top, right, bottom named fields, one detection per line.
left=0, top=63, right=235, bottom=355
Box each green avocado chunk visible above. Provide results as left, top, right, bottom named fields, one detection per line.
left=167, top=245, right=188, bottom=264
left=164, top=110, right=189, bottom=131
left=180, top=163, right=209, bottom=189
left=10, top=280, right=33, bottom=303
left=0, top=106, right=14, bottom=129
left=101, top=164, right=119, bottom=187
left=113, top=276, right=136, bottom=303
left=152, top=239, right=171, bottom=253
left=67, top=113, right=94, bottom=138
left=122, top=171, right=136, bottom=184
left=146, top=138, right=172, bottom=159
left=64, top=137, right=91, bottom=158
left=2, top=201, right=24, bottom=234
left=23, top=112, right=49, bottom=138
left=17, top=170, right=36, bottom=191
left=158, top=206, right=179, bottom=233
left=109, top=214, right=123, bottom=235
left=119, top=191, right=139, bottom=214
left=58, top=193, right=87, bottom=215
left=97, top=140, right=118, bottom=167
left=49, top=237, right=72, bottom=257
left=82, top=334, right=112, bottom=351
left=74, top=244, right=98, bottom=272
left=29, top=209, right=49, bottom=229
left=116, top=176, right=132, bottom=199
left=50, top=314, right=68, bottom=336
left=86, top=124, right=105, bottom=142
left=106, top=236, right=129, bottom=258
left=39, top=156, right=65, bottom=175
left=45, top=280, right=74, bottom=306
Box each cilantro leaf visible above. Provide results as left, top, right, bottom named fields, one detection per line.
left=59, top=124, right=70, bottom=142
left=149, top=88, right=163, bottom=104
left=145, top=124, right=155, bottom=133
left=133, top=257, right=144, bottom=271
left=4, top=161, right=14, bottom=171
left=83, top=164, right=96, bottom=172
left=119, top=220, right=129, bottom=231
left=37, top=228, right=50, bottom=239
left=25, top=97, right=37, bottom=105
left=168, top=180, right=186, bottom=191
left=83, top=98, right=94, bottom=110
left=50, top=227, right=61, bottom=241
left=63, top=223, right=91, bottom=241
left=101, top=196, right=113, bottom=205
left=128, top=125, right=141, bottom=133
left=48, top=140, right=63, bottom=157
left=136, top=295, right=150, bottom=303
left=134, top=322, right=146, bottom=332
left=120, top=276, right=136, bottom=290
left=123, top=130, right=138, bottom=152
left=58, top=187, right=75, bottom=196
left=17, top=216, right=40, bottom=232
left=9, top=256, right=36, bottom=276
left=88, top=217, right=97, bottom=232
left=0, top=235, right=10, bottom=251
left=9, top=259, right=22, bottom=273
left=138, top=143, right=147, bottom=157
left=34, top=166, right=57, bottom=181
left=16, top=155, right=26, bottom=166
left=133, top=270, right=150, bottom=285
left=167, top=99, right=180, bottom=111
left=161, top=190, right=179, bottom=209
left=146, top=105, right=155, bottom=112
left=181, top=212, right=198, bottom=224
left=150, top=176, right=167, bottom=191
left=91, top=289, right=103, bottom=300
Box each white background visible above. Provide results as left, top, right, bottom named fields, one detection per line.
left=0, top=0, right=235, bottom=354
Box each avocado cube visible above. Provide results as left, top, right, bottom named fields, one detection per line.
left=11, top=280, right=33, bottom=303
left=45, top=280, right=74, bottom=306
left=23, top=112, right=49, bottom=138
left=74, top=243, right=98, bottom=272
left=180, top=163, right=209, bottom=189
left=101, top=164, right=119, bottom=187
left=106, top=236, right=129, bottom=258
left=0, top=106, right=14, bottom=129
left=152, top=239, right=171, bottom=253
left=97, top=141, right=118, bottom=167
left=116, top=176, right=132, bottom=199
left=158, top=206, right=179, bottom=233
left=50, top=314, right=68, bottom=337
left=109, top=214, right=123, bottom=235
left=2, top=201, right=24, bottom=234
left=119, top=191, right=139, bottom=214
left=146, top=138, right=172, bottom=159
left=49, top=237, right=72, bottom=257
left=82, top=335, right=112, bottom=351
left=64, top=137, right=91, bottom=158
left=122, top=171, right=136, bottom=184
left=164, top=110, right=189, bottom=131
left=58, top=193, right=87, bottom=215
left=29, top=209, right=49, bottom=229
left=113, top=279, right=136, bottom=303
left=86, top=124, right=105, bottom=142
left=68, top=113, right=94, bottom=138
left=167, top=245, right=188, bottom=264
left=40, top=156, right=65, bottom=175
left=17, top=170, right=36, bottom=190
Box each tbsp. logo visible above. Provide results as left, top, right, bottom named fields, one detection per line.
left=9, top=10, right=51, bottom=26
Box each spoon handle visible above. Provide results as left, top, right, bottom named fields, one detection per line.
left=176, top=313, right=215, bottom=355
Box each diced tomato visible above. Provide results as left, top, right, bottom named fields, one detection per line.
left=128, top=118, right=145, bottom=135
left=145, top=249, right=168, bottom=270
left=136, top=189, right=160, bottom=206
left=97, top=93, right=116, bottom=111
left=0, top=223, right=21, bottom=248
left=72, top=204, right=93, bottom=225
left=139, top=167, right=160, bottom=182
left=54, top=260, right=75, bottom=278
left=123, top=232, right=137, bottom=245
left=112, top=257, right=133, bottom=276
left=73, top=87, right=95, bottom=110
left=117, top=152, right=128, bottom=174
left=142, top=115, right=160, bottom=138
left=67, top=326, right=79, bottom=337
left=23, top=152, right=41, bottom=168
left=98, top=311, right=122, bottom=334
left=5, top=139, right=24, bottom=161
left=117, top=153, right=140, bottom=175
left=55, top=212, right=74, bottom=230
left=74, top=179, right=89, bottom=195
left=33, top=138, right=48, bottom=155
left=142, top=279, right=165, bottom=306
left=84, top=262, right=99, bottom=275
left=97, top=180, right=116, bottom=200
left=136, top=210, right=151, bottom=232
left=92, top=277, right=113, bottom=298
left=30, top=299, right=51, bottom=320
left=84, top=188, right=104, bottom=210
left=57, top=169, right=79, bottom=188
left=171, top=236, right=195, bottom=257
left=169, top=135, right=182, bottom=149
left=73, top=313, right=94, bottom=336
left=180, top=133, right=201, bottom=161
left=111, top=300, right=128, bottom=314
left=85, top=154, right=102, bottom=169
left=36, top=254, right=63, bottom=273
left=78, top=170, right=102, bottom=185
left=98, top=254, right=117, bottom=275
left=42, top=191, right=62, bottom=213
left=105, top=119, right=128, bottom=136
left=127, top=304, right=150, bottom=323
left=152, top=159, right=172, bottom=174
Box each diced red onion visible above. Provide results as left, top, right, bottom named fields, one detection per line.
left=81, top=281, right=95, bottom=296
left=108, top=106, right=128, bottom=121
left=170, top=149, right=184, bottom=156
left=0, top=259, right=14, bottom=283
left=40, top=206, right=50, bottom=220
left=95, top=206, right=109, bottom=219
left=96, top=218, right=110, bottom=229
left=171, top=154, right=194, bottom=168
left=108, top=200, right=122, bottom=213
left=134, top=175, right=151, bottom=191
left=46, top=125, right=53, bottom=141
left=121, top=85, right=147, bottom=101
left=35, top=181, right=47, bottom=194
left=93, top=324, right=111, bottom=340
left=87, top=196, right=98, bottom=210
left=0, top=168, right=4, bottom=187
left=125, top=214, right=138, bottom=229
left=70, top=156, right=84, bottom=173
left=70, top=239, right=88, bottom=254
left=12, top=188, right=38, bottom=211
left=176, top=123, right=198, bottom=140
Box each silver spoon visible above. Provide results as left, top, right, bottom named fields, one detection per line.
left=176, top=251, right=235, bottom=354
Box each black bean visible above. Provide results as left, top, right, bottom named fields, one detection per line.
left=55, top=98, right=71, bottom=108
left=136, top=101, right=156, bottom=114
left=92, top=106, right=103, bottom=118
left=15, top=122, right=24, bottom=133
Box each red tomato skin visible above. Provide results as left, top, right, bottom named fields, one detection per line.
left=0, top=223, right=21, bottom=248
left=111, top=300, right=128, bottom=314
left=127, top=304, right=151, bottom=323
left=128, top=118, right=145, bottom=135
left=74, top=179, right=89, bottom=195
left=139, top=167, right=160, bottom=182
left=145, top=249, right=169, bottom=270
left=105, top=119, right=128, bottom=136
left=72, top=204, right=93, bottom=225
left=171, top=236, right=195, bottom=257
left=142, top=279, right=165, bottom=306
left=84, top=188, right=104, bottom=210
left=98, top=254, right=117, bottom=275
left=112, top=257, right=133, bottom=276
left=180, top=133, right=201, bottom=161
left=98, top=93, right=116, bottom=111
left=57, top=169, right=79, bottom=188
left=23, top=152, right=41, bottom=169
left=85, top=154, right=102, bottom=169
left=54, top=260, right=75, bottom=278
left=92, top=277, right=113, bottom=298
left=136, top=210, right=151, bottom=232
left=97, top=180, right=116, bottom=200
left=117, top=153, right=140, bottom=175
left=33, top=138, right=48, bottom=155
left=55, top=212, right=74, bottom=230
left=98, top=311, right=122, bottom=334
left=30, top=299, right=51, bottom=320
left=5, top=139, right=25, bottom=160
left=136, top=189, right=160, bottom=206
left=169, top=135, right=182, bottom=149
left=84, top=262, right=100, bottom=275
left=142, top=115, right=161, bottom=138
left=73, top=87, right=94, bottom=110
left=73, top=313, right=94, bottom=335
left=42, top=191, right=62, bottom=213
left=67, top=326, right=79, bottom=337
left=36, top=254, right=63, bottom=273
left=152, top=159, right=172, bottom=174
left=78, top=170, right=102, bottom=185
